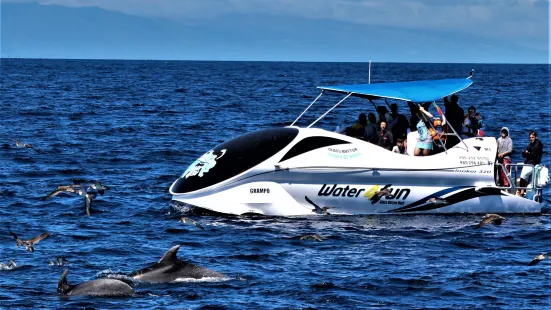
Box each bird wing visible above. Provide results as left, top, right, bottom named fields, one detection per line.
left=27, top=232, right=51, bottom=245
left=528, top=254, right=544, bottom=266
left=305, top=196, right=322, bottom=213
left=8, top=227, right=21, bottom=242
left=475, top=216, right=494, bottom=229
left=27, top=145, right=40, bottom=153
left=42, top=186, right=69, bottom=200
left=193, top=220, right=205, bottom=230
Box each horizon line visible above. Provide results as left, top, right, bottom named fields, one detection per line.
left=0, top=57, right=548, bottom=65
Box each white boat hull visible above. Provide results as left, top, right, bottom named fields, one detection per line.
left=172, top=182, right=542, bottom=215
left=170, top=127, right=546, bottom=215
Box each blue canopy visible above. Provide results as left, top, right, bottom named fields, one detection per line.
left=317, top=78, right=473, bottom=103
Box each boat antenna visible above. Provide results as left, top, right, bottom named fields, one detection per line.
left=368, top=58, right=372, bottom=84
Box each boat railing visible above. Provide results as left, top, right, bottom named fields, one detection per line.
left=495, top=162, right=513, bottom=190
left=500, top=164, right=543, bottom=202
left=498, top=163, right=544, bottom=202
left=506, top=163, right=541, bottom=188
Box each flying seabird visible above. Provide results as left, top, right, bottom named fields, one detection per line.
left=49, top=257, right=69, bottom=266
left=8, top=227, right=51, bottom=252
left=475, top=214, right=507, bottom=229
left=41, top=184, right=81, bottom=200
left=370, top=184, right=392, bottom=204
left=72, top=179, right=110, bottom=195
left=77, top=188, right=97, bottom=216
left=0, top=259, right=17, bottom=270
left=528, top=252, right=550, bottom=266
left=179, top=217, right=205, bottom=230
left=305, top=196, right=332, bottom=214
left=13, top=140, right=40, bottom=153
left=299, top=234, right=324, bottom=242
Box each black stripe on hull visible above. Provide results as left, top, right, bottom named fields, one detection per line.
left=388, top=187, right=507, bottom=213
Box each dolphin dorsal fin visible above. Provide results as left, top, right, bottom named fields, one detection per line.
left=57, top=269, right=72, bottom=294
left=158, top=245, right=180, bottom=263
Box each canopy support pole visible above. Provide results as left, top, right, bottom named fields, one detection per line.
left=308, top=93, right=352, bottom=128
left=368, top=99, right=378, bottom=110
left=290, top=91, right=324, bottom=126
left=431, top=102, right=468, bottom=153
left=368, top=58, right=371, bottom=84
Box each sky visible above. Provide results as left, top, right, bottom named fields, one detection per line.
left=1, top=0, right=550, bottom=63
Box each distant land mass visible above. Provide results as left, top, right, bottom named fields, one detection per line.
left=0, top=2, right=547, bottom=63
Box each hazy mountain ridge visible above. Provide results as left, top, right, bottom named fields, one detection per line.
left=1, top=2, right=546, bottom=63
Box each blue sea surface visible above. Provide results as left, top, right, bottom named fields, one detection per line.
left=0, top=59, right=550, bottom=309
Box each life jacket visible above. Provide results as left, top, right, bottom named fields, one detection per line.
left=431, top=118, right=448, bottom=141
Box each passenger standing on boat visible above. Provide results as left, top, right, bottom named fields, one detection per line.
left=496, top=127, right=513, bottom=186
left=472, top=113, right=485, bottom=136
left=518, top=131, right=544, bottom=196
left=364, top=113, right=379, bottom=143
left=443, top=94, right=464, bottom=132
left=497, top=127, right=513, bottom=164
left=345, top=113, right=367, bottom=139
left=443, top=94, right=464, bottom=145
left=414, top=106, right=434, bottom=156
left=407, top=101, right=431, bottom=133
left=408, top=101, right=420, bottom=132
left=462, top=106, right=480, bottom=137
left=392, top=137, right=407, bottom=155
left=388, top=103, right=409, bottom=141
left=377, top=121, right=394, bottom=151
left=376, top=106, right=392, bottom=124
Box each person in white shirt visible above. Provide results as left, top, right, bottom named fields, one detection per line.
left=392, top=137, right=407, bottom=155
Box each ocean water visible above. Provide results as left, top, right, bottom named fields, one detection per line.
left=0, top=59, right=550, bottom=309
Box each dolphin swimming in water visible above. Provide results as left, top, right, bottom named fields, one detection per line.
left=57, top=269, right=134, bottom=297
left=129, top=245, right=226, bottom=283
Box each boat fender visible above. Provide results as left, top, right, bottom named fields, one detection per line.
left=535, top=165, right=549, bottom=187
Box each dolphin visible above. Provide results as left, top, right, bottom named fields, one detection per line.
left=57, top=269, right=134, bottom=297
left=129, top=245, right=226, bottom=283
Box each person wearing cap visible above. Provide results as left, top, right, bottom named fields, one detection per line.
left=471, top=112, right=485, bottom=137
left=462, top=106, right=477, bottom=137
left=414, top=105, right=434, bottom=156
left=518, top=131, right=544, bottom=196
